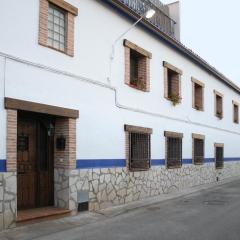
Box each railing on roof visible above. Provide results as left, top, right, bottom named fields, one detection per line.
left=119, top=0, right=176, bottom=37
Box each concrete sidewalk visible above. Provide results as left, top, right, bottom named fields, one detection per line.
left=1, top=176, right=240, bottom=240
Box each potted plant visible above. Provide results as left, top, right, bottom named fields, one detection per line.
left=169, top=93, right=181, bottom=106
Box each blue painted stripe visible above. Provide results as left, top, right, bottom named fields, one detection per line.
left=204, top=158, right=215, bottom=163
left=76, top=159, right=126, bottom=169
left=182, top=159, right=192, bottom=164
left=76, top=158, right=240, bottom=169
left=0, top=160, right=6, bottom=172
left=151, top=159, right=165, bottom=166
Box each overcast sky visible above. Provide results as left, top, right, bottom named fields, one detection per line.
left=163, top=0, right=240, bottom=85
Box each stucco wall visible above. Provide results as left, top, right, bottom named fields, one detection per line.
left=0, top=0, right=240, bottom=230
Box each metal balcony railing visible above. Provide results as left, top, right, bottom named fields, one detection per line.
left=119, top=0, right=176, bottom=37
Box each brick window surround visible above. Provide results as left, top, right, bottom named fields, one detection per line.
left=192, top=133, right=205, bottom=165
left=124, top=124, right=152, bottom=171
left=124, top=39, right=152, bottom=92
left=232, top=100, right=239, bottom=124
left=39, top=0, right=78, bottom=56
left=214, top=90, right=223, bottom=119
left=215, top=143, right=224, bottom=169
left=192, top=77, right=205, bottom=111
left=164, top=131, right=183, bottom=169
left=163, top=61, right=183, bottom=104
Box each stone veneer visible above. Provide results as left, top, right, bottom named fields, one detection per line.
left=0, top=173, right=17, bottom=230
left=66, top=162, right=240, bottom=211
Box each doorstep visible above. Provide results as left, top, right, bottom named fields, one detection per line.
left=17, top=207, right=72, bottom=223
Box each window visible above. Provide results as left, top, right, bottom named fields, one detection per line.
left=192, top=134, right=205, bottom=165
left=125, top=125, right=152, bottom=171
left=165, top=131, right=183, bottom=168
left=233, top=101, right=239, bottom=124
left=215, top=144, right=224, bottom=169
left=47, top=4, right=66, bottom=52
left=214, top=91, right=223, bottom=119
left=124, top=39, right=152, bottom=92
left=192, top=77, right=204, bottom=111
left=39, top=0, right=78, bottom=56
left=163, top=62, right=182, bottom=105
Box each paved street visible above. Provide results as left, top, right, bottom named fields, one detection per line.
left=1, top=179, right=240, bottom=240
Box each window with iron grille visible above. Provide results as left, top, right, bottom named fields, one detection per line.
left=166, top=137, right=182, bottom=168
left=129, top=132, right=151, bottom=171
left=193, top=83, right=203, bottom=110
left=47, top=4, right=66, bottom=52
left=215, top=146, right=224, bottom=169
left=193, top=138, right=204, bottom=165
left=233, top=103, right=239, bottom=124
left=215, top=93, right=223, bottom=119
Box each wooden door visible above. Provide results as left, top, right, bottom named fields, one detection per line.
left=17, top=113, right=54, bottom=210
left=17, top=118, right=37, bottom=209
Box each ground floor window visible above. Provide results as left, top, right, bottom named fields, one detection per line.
left=165, top=131, right=183, bottom=168
left=192, top=134, right=205, bottom=165
left=125, top=125, right=152, bottom=171
left=215, top=143, right=224, bottom=169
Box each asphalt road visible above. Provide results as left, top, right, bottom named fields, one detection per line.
left=2, top=180, right=240, bottom=240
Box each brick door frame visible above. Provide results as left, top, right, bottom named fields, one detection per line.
left=5, top=98, right=79, bottom=216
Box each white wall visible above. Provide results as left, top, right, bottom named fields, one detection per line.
left=0, top=0, right=240, bottom=160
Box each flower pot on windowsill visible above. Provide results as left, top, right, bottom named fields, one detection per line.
left=130, top=78, right=146, bottom=91
left=169, top=93, right=181, bottom=106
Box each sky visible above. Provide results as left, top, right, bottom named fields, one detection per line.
left=162, top=0, right=240, bottom=85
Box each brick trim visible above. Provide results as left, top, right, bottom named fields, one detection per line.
left=163, top=62, right=182, bottom=103
left=163, top=61, right=183, bottom=75
left=54, top=118, right=76, bottom=169
left=48, top=0, right=78, bottom=16
left=124, top=124, right=152, bottom=134
left=192, top=77, right=204, bottom=111
left=5, top=97, right=79, bottom=119
left=214, top=143, right=224, bottom=148
left=7, top=110, right=17, bottom=172
left=38, top=0, right=77, bottom=56
left=192, top=133, right=205, bottom=140
left=123, top=39, right=152, bottom=59
left=192, top=134, right=205, bottom=165
left=232, top=100, right=239, bottom=124
left=214, top=90, right=224, bottom=119
left=164, top=131, right=183, bottom=138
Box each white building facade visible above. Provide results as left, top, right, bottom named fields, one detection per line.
left=0, top=0, right=240, bottom=230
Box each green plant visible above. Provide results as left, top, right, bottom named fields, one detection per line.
left=130, top=78, right=146, bottom=90
left=169, top=93, right=181, bottom=106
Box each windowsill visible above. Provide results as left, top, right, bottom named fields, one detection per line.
left=127, top=83, right=147, bottom=92
left=39, top=42, right=72, bottom=57
left=194, top=162, right=204, bottom=166
left=215, top=114, right=223, bottom=119
left=129, top=168, right=150, bottom=172
left=193, top=106, right=204, bottom=111
left=167, top=165, right=182, bottom=169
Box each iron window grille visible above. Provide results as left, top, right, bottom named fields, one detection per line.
left=129, top=132, right=151, bottom=171
left=215, top=146, right=224, bottom=169
left=47, top=3, right=67, bottom=52
left=166, top=137, right=182, bottom=168
left=193, top=138, right=204, bottom=165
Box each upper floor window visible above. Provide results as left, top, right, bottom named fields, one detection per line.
left=124, top=39, right=152, bottom=92
left=215, top=143, right=224, bottom=169
left=233, top=101, right=239, bottom=124
left=125, top=124, right=152, bottom=171
left=48, top=4, right=66, bottom=52
left=214, top=90, right=223, bottom=119
left=192, top=77, right=204, bottom=111
left=39, top=0, right=78, bottom=56
left=164, top=131, right=183, bottom=168
left=192, top=134, right=205, bottom=165
left=163, top=62, right=182, bottom=105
